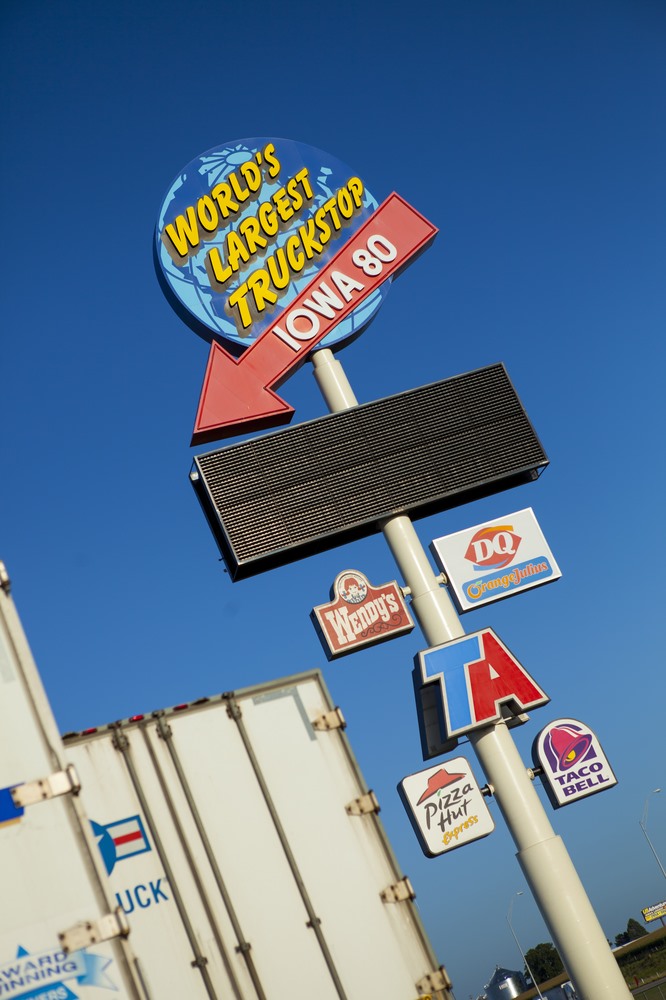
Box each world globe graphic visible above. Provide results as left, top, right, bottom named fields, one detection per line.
left=155, top=137, right=389, bottom=352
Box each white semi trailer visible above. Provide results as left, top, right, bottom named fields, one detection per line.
left=0, top=564, right=149, bottom=1000
left=0, top=564, right=452, bottom=1000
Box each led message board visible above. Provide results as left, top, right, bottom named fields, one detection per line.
left=190, top=363, right=548, bottom=580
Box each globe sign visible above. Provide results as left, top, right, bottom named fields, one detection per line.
left=154, top=137, right=389, bottom=352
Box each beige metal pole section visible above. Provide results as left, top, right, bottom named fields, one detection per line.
left=311, top=348, right=631, bottom=1000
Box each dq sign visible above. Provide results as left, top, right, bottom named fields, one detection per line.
left=430, top=508, right=561, bottom=613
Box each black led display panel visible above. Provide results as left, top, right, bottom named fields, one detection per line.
left=191, top=363, right=548, bottom=580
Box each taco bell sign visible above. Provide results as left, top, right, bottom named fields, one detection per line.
left=430, top=508, right=561, bottom=613
left=532, top=718, right=617, bottom=809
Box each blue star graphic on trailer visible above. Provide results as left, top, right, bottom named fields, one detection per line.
left=0, top=944, right=117, bottom=999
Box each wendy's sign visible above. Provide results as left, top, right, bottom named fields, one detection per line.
left=311, top=570, right=414, bottom=659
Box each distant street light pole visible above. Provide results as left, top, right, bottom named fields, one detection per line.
left=507, top=892, right=544, bottom=999
left=640, top=788, right=666, bottom=880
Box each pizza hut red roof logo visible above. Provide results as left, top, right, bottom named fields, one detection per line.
left=311, top=570, right=414, bottom=659
left=416, top=767, right=467, bottom=805
left=464, top=524, right=522, bottom=570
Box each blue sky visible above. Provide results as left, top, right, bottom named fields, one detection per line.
left=2, top=2, right=665, bottom=997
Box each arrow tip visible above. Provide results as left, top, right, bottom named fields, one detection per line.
left=191, top=342, right=295, bottom=446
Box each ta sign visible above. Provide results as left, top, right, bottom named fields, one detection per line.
left=415, top=629, right=549, bottom=740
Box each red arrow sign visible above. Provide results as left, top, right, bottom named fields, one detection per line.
left=191, top=193, right=438, bottom=445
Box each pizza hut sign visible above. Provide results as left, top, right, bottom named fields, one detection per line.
left=311, top=570, right=414, bottom=659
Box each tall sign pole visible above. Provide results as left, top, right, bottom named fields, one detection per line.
left=156, top=136, right=631, bottom=999
left=311, top=346, right=631, bottom=1000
